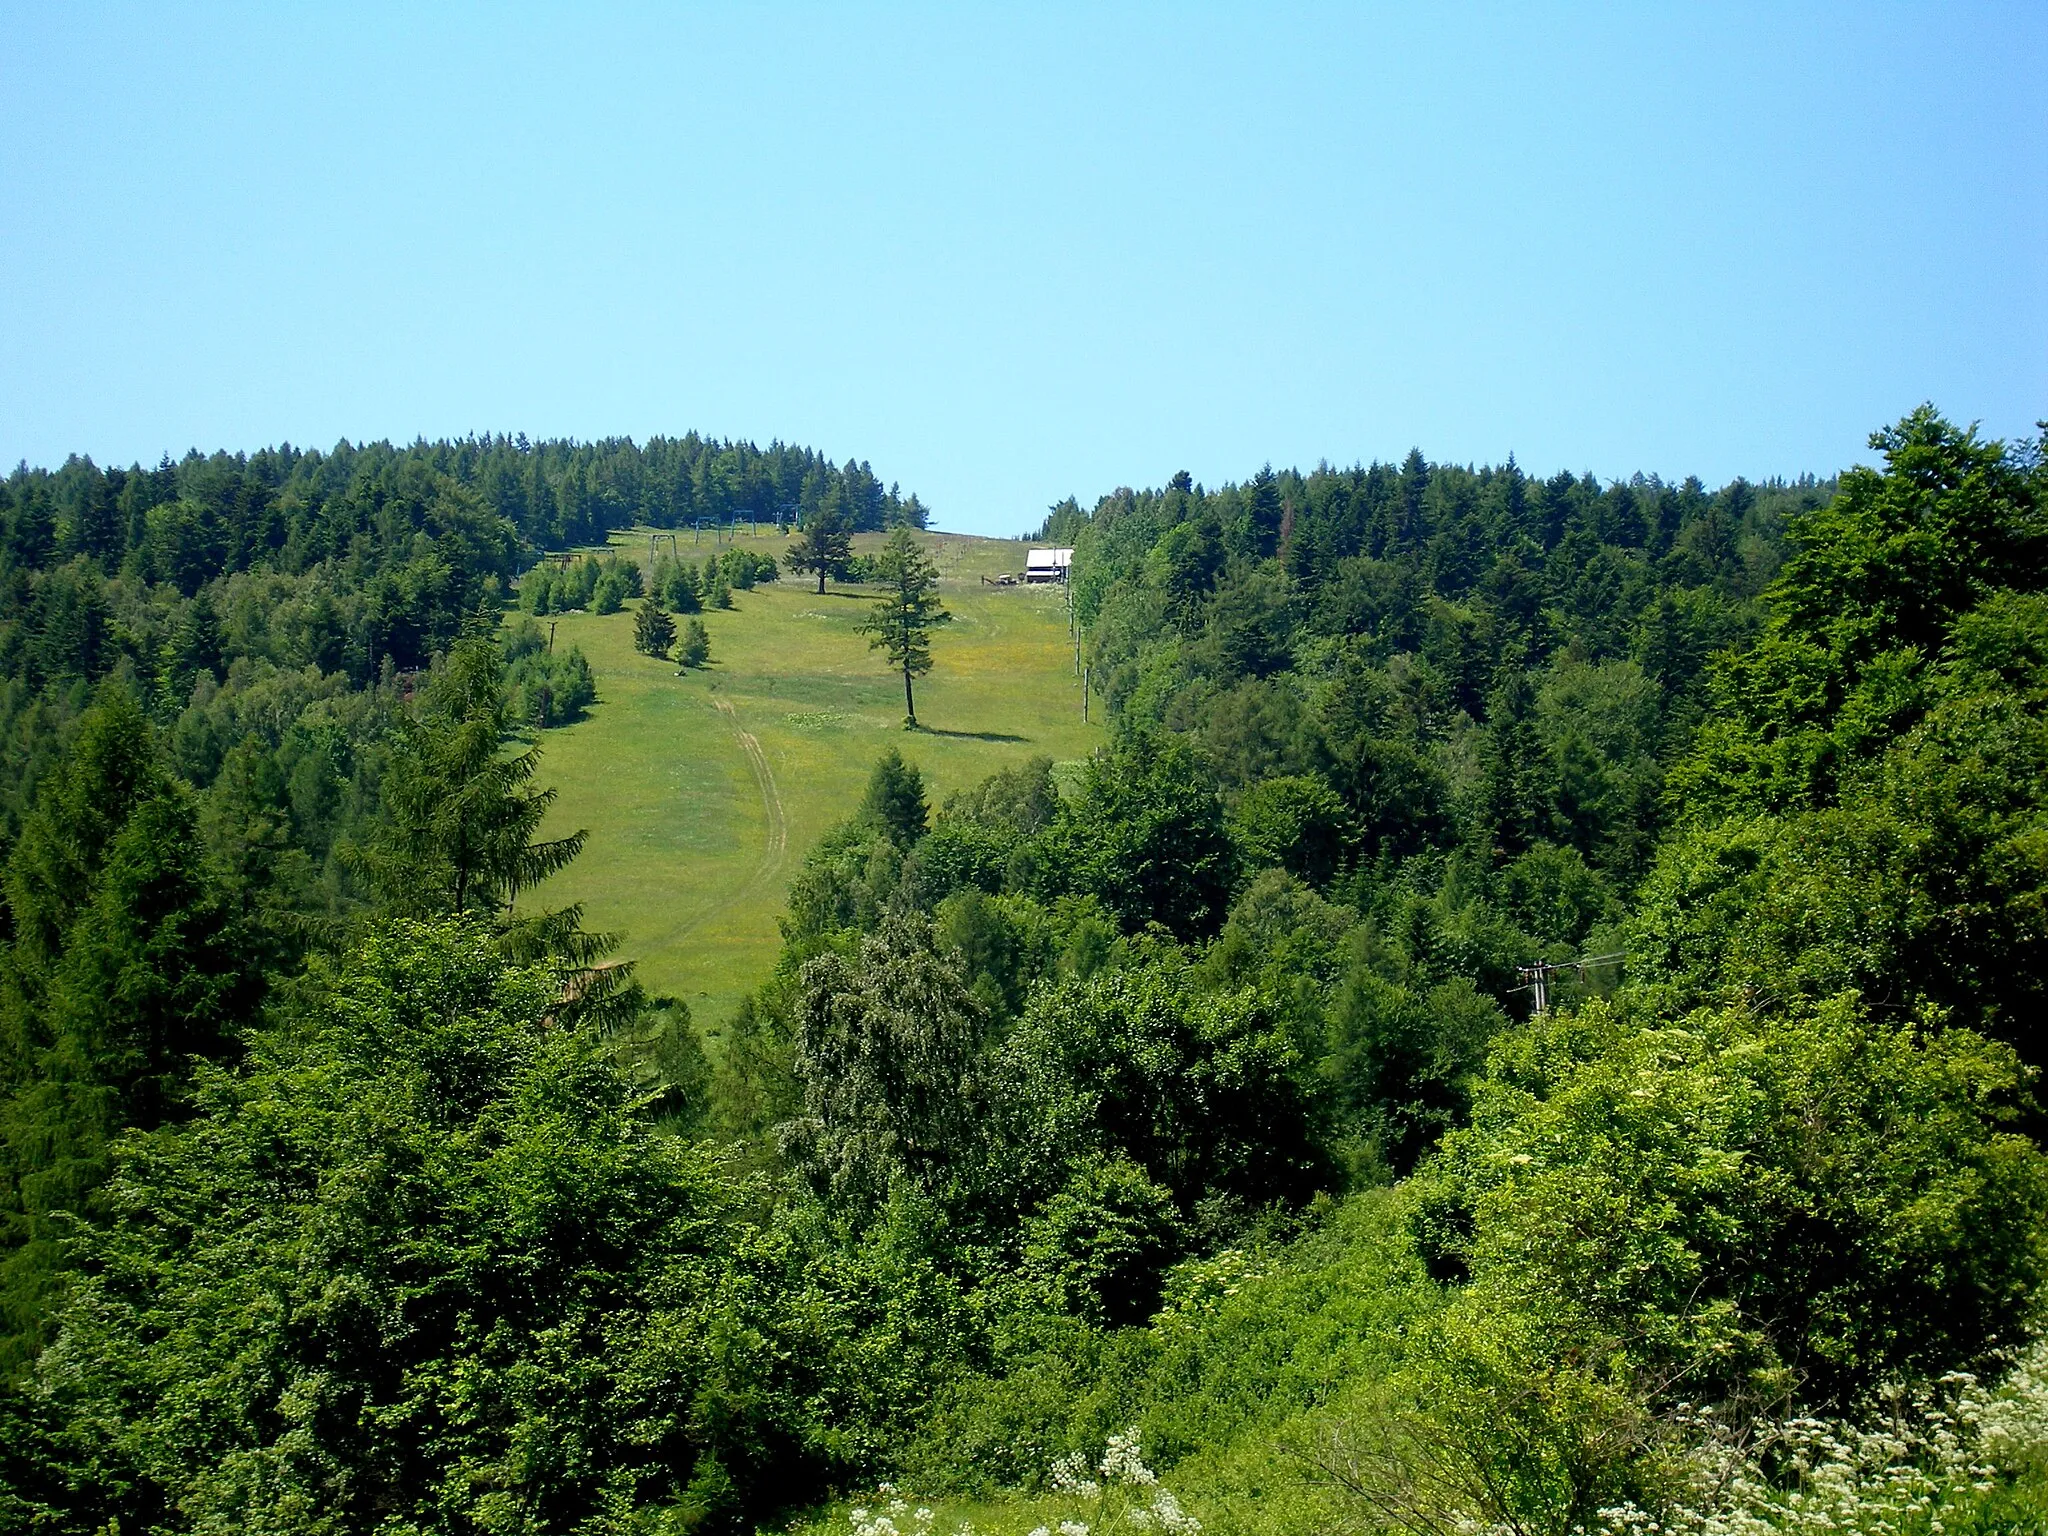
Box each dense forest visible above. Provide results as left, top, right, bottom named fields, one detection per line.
left=3, top=409, right=2047, bottom=1536
left=0, top=433, right=916, bottom=889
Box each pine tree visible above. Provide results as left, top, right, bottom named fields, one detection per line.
left=783, top=505, right=853, bottom=595
left=857, top=528, right=951, bottom=728
left=676, top=618, right=710, bottom=669
left=634, top=596, right=677, bottom=659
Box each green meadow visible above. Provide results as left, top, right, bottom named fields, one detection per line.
left=519, top=529, right=1103, bottom=1030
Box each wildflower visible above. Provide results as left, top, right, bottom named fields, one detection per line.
left=1057, top=1523, right=1090, bottom=1536
left=1050, top=1451, right=1100, bottom=1497
left=1149, top=1489, right=1199, bottom=1536
left=1100, top=1428, right=1158, bottom=1486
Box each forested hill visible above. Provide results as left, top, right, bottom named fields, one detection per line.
left=0, top=433, right=924, bottom=832
left=5, top=410, right=2048, bottom=1535
left=13, top=432, right=925, bottom=565
left=1038, top=454, right=1827, bottom=931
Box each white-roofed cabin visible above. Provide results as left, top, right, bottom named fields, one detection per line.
left=1025, top=547, right=1074, bottom=583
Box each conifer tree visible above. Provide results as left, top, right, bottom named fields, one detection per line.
left=858, top=527, right=951, bottom=727
left=0, top=689, right=258, bottom=1368
left=634, top=595, right=677, bottom=659
left=351, top=627, right=584, bottom=919
left=676, top=617, right=710, bottom=669
left=664, top=561, right=702, bottom=613
left=861, top=749, right=928, bottom=845
left=784, top=505, right=853, bottom=594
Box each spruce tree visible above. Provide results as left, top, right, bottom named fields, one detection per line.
left=351, top=628, right=584, bottom=918
left=0, top=690, right=258, bottom=1368
left=664, top=562, right=702, bottom=613
left=634, top=595, right=677, bottom=659
left=676, top=618, right=710, bottom=669
left=860, top=749, right=928, bottom=845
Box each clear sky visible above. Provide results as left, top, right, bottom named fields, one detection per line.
left=2, top=4, right=2042, bottom=536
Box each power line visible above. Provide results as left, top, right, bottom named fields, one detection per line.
left=1513, top=952, right=1624, bottom=1016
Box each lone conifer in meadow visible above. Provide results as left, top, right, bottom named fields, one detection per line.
left=634, top=596, right=677, bottom=659
left=783, top=505, right=853, bottom=594
left=858, top=527, right=951, bottom=728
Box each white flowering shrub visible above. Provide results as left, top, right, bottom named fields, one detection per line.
left=1580, top=1339, right=2048, bottom=1536
left=839, top=1431, right=1198, bottom=1536
left=1039, top=1429, right=1198, bottom=1536
left=846, top=1485, right=937, bottom=1536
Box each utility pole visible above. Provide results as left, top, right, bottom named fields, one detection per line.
left=1515, top=952, right=1624, bottom=1017
left=547, top=621, right=557, bottom=654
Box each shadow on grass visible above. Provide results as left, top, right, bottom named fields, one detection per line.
left=910, top=724, right=1031, bottom=743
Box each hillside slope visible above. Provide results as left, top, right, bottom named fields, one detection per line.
left=522, top=529, right=1103, bottom=1024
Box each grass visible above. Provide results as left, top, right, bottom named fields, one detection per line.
left=517, top=528, right=1103, bottom=1032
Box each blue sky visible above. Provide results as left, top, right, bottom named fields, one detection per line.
left=2, top=4, right=2042, bottom=536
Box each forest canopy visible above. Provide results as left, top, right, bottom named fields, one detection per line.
left=4, top=409, right=2048, bottom=1536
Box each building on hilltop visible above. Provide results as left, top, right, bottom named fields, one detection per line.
left=1025, top=547, right=1073, bottom=583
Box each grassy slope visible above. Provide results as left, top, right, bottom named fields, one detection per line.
left=520, top=529, right=1102, bottom=1031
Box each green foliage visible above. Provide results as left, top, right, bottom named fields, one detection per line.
left=787, top=504, right=855, bottom=594
left=716, top=546, right=780, bottom=589
left=1041, top=729, right=1234, bottom=941
left=660, top=557, right=704, bottom=612
left=635, top=593, right=678, bottom=658
left=1426, top=993, right=2048, bottom=1411
left=1323, top=970, right=1507, bottom=1179
left=22, top=921, right=871, bottom=1533
left=862, top=749, right=929, bottom=846
left=1637, top=416, right=2048, bottom=1056
left=676, top=616, right=710, bottom=668
left=1671, top=409, right=2045, bottom=822
left=0, top=689, right=262, bottom=1368
left=6, top=409, right=2047, bottom=1536
left=1019, top=1156, right=1186, bottom=1328
left=351, top=628, right=586, bottom=921
left=502, top=616, right=596, bottom=726
left=782, top=918, right=992, bottom=1222
left=858, top=528, right=953, bottom=727
left=1227, top=774, right=1356, bottom=887
left=990, top=966, right=1327, bottom=1242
